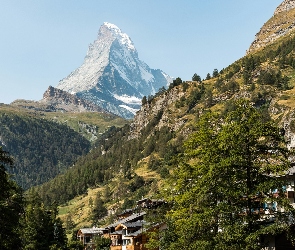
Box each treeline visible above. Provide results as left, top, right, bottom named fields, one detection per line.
left=0, top=112, right=90, bottom=189
left=218, top=35, right=295, bottom=91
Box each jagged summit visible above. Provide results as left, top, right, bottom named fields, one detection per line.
left=102, top=22, right=135, bottom=51
left=247, top=0, right=295, bottom=54
left=56, top=22, right=172, bottom=118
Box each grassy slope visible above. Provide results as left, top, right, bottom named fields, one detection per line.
left=58, top=162, right=161, bottom=229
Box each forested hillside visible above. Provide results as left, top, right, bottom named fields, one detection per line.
left=35, top=120, right=180, bottom=207
left=0, top=103, right=127, bottom=190
left=0, top=110, right=91, bottom=189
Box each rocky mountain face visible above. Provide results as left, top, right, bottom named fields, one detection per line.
left=129, top=85, right=188, bottom=140
left=40, top=86, right=106, bottom=113
left=275, top=0, right=295, bottom=14
left=247, top=0, right=295, bottom=54
left=56, top=22, right=173, bottom=119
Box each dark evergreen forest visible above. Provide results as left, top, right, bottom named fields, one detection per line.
left=0, top=112, right=91, bottom=189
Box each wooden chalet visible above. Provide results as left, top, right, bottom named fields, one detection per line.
left=105, top=212, right=146, bottom=250
left=114, top=221, right=146, bottom=250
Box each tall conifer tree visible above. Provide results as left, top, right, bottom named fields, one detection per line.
left=0, top=147, right=23, bottom=250
left=161, top=100, right=295, bottom=250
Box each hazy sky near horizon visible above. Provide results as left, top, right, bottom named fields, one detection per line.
left=0, top=0, right=282, bottom=104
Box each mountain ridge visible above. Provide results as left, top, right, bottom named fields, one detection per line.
left=247, top=0, right=295, bottom=54
left=275, top=0, right=295, bottom=15
left=40, top=86, right=107, bottom=113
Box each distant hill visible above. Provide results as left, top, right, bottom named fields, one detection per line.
left=0, top=104, right=127, bottom=189
left=0, top=108, right=90, bottom=190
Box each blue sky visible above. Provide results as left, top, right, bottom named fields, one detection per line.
left=0, top=0, right=282, bottom=104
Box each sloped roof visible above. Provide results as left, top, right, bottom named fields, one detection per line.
left=124, top=223, right=164, bottom=238
left=106, top=212, right=146, bottom=229
left=124, top=227, right=146, bottom=237
left=115, top=221, right=145, bottom=231
left=79, top=227, right=105, bottom=235
left=122, top=221, right=144, bottom=228
left=110, top=230, right=123, bottom=235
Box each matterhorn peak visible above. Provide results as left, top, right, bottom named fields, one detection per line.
left=101, top=22, right=123, bottom=36
left=56, top=22, right=172, bottom=118
left=103, top=22, right=120, bottom=30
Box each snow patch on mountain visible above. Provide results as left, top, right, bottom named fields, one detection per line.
left=113, top=94, right=141, bottom=105
left=139, top=65, right=155, bottom=82
left=119, top=105, right=138, bottom=115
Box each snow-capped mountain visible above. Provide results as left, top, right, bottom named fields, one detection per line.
left=56, top=22, right=173, bottom=118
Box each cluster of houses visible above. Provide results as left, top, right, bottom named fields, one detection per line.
left=77, top=198, right=166, bottom=250
left=76, top=167, right=295, bottom=250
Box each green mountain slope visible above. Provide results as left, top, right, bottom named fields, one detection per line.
left=0, top=104, right=127, bottom=190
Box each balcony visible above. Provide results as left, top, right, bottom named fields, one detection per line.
left=110, top=246, right=122, bottom=250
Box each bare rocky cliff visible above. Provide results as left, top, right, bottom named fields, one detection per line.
left=247, top=0, right=295, bottom=54
left=40, top=86, right=106, bottom=113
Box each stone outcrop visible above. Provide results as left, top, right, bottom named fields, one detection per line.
left=274, top=0, right=295, bottom=15
left=247, top=0, right=295, bottom=54
left=40, top=86, right=106, bottom=113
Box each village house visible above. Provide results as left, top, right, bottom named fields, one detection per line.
left=77, top=198, right=166, bottom=250
left=77, top=227, right=107, bottom=249
left=106, top=212, right=146, bottom=250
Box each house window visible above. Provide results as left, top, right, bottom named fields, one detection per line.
left=85, top=236, right=91, bottom=243
left=288, top=191, right=294, bottom=198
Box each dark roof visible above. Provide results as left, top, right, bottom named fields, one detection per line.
left=136, top=198, right=151, bottom=204
left=106, top=212, right=146, bottom=229
left=110, top=230, right=123, bottom=235
left=79, top=227, right=105, bottom=234
left=122, top=221, right=144, bottom=228
left=125, top=227, right=146, bottom=237
left=124, top=223, right=162, bottom=238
